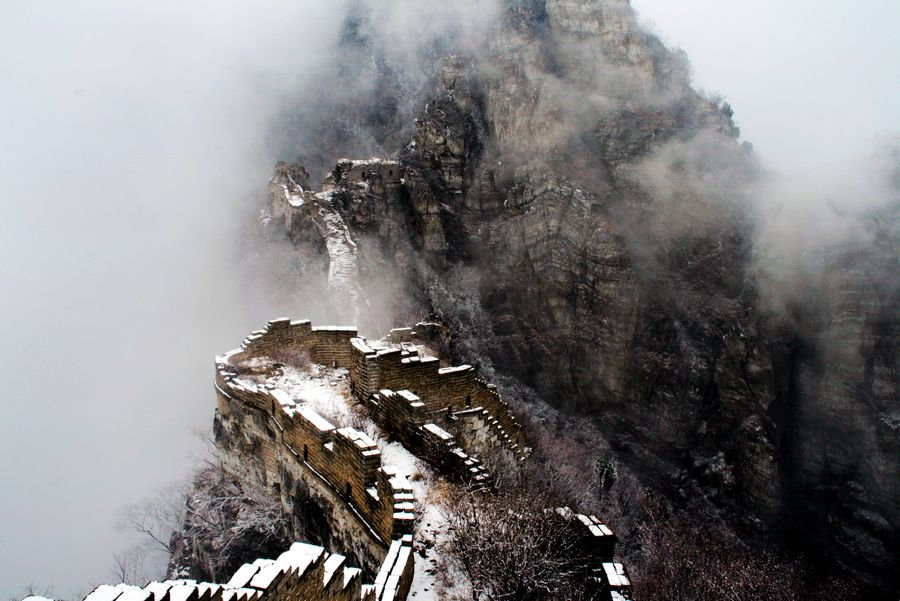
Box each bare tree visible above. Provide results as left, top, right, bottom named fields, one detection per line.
left=115, top=466, right=289, bottom=584
left=10, top=584, right=55, bottom=601
left=166, top=468, right=290, bottom=582
left=108, top=546, right=152, bottom=585
left=118, top=483, right=188, bottom=556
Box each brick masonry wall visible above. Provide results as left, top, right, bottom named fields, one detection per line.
left=81, top=539, right=414, bottom=601
left=366, top=390, right=491, bottom=487
left=66, top=317, right=634, bottom=601
left=216, top=364, right=413, bottom=549
left=349, top=335, right=525, bottom=458
left=233, top=319, right=358, bottom=370
left=214, top=319, right=417, bottom=599
left=215, top=386, right=396, bottom=573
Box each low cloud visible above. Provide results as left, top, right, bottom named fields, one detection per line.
left=0, top=0, right=499, bottom=596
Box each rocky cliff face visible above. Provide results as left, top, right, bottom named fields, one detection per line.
left=783, top=219, right=899, bottom=582
left=263, top=0, right=899, bottom=593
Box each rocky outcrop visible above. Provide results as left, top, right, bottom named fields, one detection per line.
left=269, top=0, right=898, bottom=593
left=784, top=230, right=899, bottom=582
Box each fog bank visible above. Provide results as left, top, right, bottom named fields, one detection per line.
left=0, top=1, right=344, bottom=596
left=632, top=0, right=900, bottom=174
left=0, top=0, right=503, bottom=596
left=632, top=0, right=900, bottom=303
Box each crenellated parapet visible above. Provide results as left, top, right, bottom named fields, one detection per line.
left=216, top=318, right=635, bottom=601
left=213, top=317, right=530, bottom=584
left=220, top=317, right=525, bottom=491
left=215, top=324, right=414, bottom=548
left=557, top=509, right=636, bottom=600
left=233, top=318, right=358, bottom=369
left=349, top=331, right=526, bottom=459
left=44, top=317, right=632, bottom=601
left=367, top=389, right=492, bottom=488
left=322, top=159, right=403, bottom=193
left=81, top=540, right=414, bottom=601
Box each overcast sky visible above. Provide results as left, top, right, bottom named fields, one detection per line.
left=1, top=1, right=898, bottom=598
left=0, top=2, right=344, bottom=596
left=631, top=0, right=900, bottom=174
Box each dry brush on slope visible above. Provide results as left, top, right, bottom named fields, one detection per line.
left=117, top=467, right=291, bottom=585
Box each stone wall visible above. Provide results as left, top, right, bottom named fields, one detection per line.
left=322, top=159, right=403, bottom=195
left=209, top=320, right=419, bottom=600
left=82, top=539, right=414, bottom=601
left=365, top=389, right=426, bottom=448
left=349, top=333, right=525, bottom=458
left=49, top=317, right=633, bottom=601
left=214, top=318, right=634, bottom=601
left=367, top=389, right=492, bottom=487
left=235, top=319, right=358, bottom=370
left=452, top=407, right=508, bottom=452
left=560, top=510, right=636, bottom=600
left=216, top=324, right=414, bottom=553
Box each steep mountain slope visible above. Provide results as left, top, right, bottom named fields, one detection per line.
left=262, top=0, right=899, bottom=593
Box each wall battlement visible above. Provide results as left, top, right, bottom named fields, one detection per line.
left=350, top=333, right=526, bottom=459
left=43, top=317, right=633, bottom=601
left=234, top=319, right=358, bottom=369
left=368, top=389, right=492, bottom=487
left=215, top=318, right=634, bottom=600
left=323, top=159, right=403, bottom=192
left=216, top=325, right=414, bottom=548
left=227, top=317, right=525, bottom=460
left=80, top=539, right=414, bottom=601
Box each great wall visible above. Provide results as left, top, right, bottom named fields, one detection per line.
left=38, top=319, right=636, bottom=601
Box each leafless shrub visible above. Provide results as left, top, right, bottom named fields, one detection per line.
left=635, top=508, right=863, bottom=601
left=170, top=468, right=290, bottom=582
left=342, top=400, right=375, bottom=434
left=475, top=445, right=519, bottom=488
left=440, top=481, right=593, bottom=601
left=505, top=397, right=651, bottom=555
left=230, top=356, right=280, bottom=378
left=116, top=467, right=290, bottom=583
left=118, top=482, right=189, bottom=556
left=10, top=583, right=55, bottom=601
left=269, top=348, right=311, bottom=371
